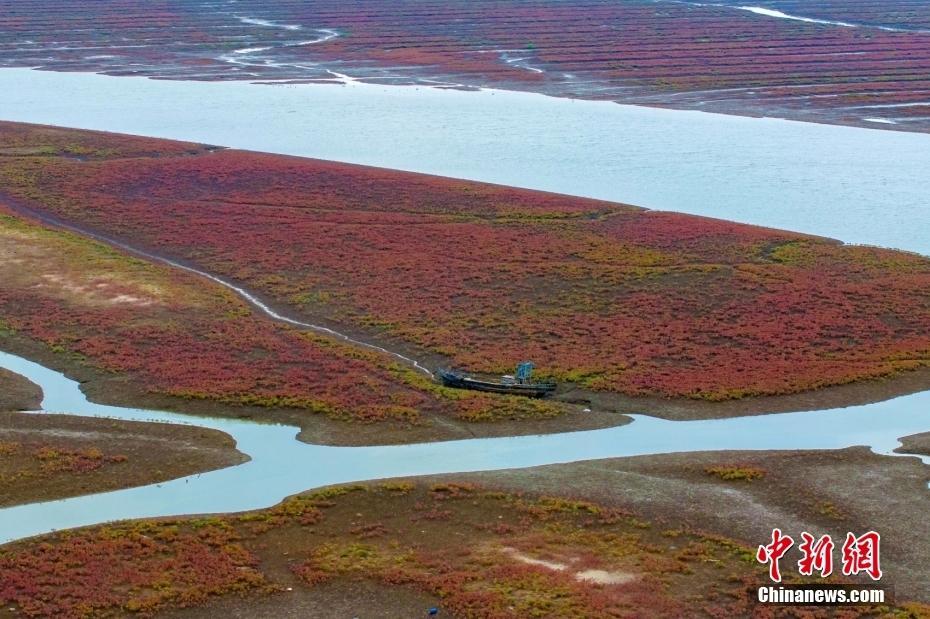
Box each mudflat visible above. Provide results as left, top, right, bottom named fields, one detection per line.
left=0, top=368, right=39, bottom=411
left=423, top=446, right=930, bottom=602
left=0, top=410, right=245, bottom=507
left=1, top=477, right=926, bottom=618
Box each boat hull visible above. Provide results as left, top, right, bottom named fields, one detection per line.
left=438, top=369, right=556, bottom=398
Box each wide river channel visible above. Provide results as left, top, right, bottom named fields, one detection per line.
left=0, top=69, right=928, bottom=542
left=2, top=67, right=929, bottom=255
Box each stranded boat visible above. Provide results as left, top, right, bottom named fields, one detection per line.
left=437, top=362, right=557, bottom=398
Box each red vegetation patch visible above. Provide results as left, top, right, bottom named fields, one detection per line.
left=0, top=439, right=127, bottom=484
left=2, top=123, right=927, bottom=402
left=2, top=1, right=930, bottom=128
left=0, top=122, right=210, bottom=160
left=32, top=444, right=125, bottom=474
left=0, top=520, right=271, bottom=618
left=0, top=183, right=566, bottom=423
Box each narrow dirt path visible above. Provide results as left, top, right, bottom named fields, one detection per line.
left=0, top=194, right=434, bottom=377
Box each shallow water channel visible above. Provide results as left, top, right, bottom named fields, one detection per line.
left=1, top=350, right=927, bottom=544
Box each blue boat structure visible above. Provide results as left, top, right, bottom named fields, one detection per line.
left=437, top=362, right=556, bottom=398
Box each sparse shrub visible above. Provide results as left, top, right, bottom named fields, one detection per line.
left=704, top=466, right=766, bottom=482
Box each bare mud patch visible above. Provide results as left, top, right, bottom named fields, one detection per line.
left=502, top=547, right=638, bottom=585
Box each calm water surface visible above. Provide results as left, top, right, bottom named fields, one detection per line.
left=0, top=351, right=927, bottom=543
left=1, top=68, right=928, bottom=255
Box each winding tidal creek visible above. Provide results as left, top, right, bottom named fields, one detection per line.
left=1, top=350, right=928, bottom=544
